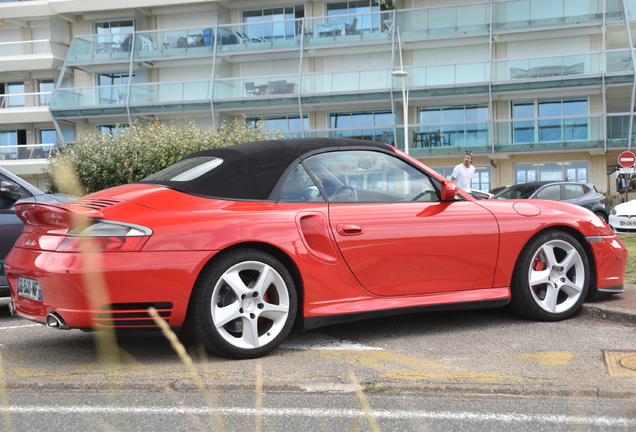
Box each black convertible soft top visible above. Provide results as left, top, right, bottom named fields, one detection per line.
left=139, top=137, right=395, bottom=201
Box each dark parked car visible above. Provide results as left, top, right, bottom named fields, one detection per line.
left=0, top=167, right=74, bottom=296
left=492, top=181, right=610, bottom=222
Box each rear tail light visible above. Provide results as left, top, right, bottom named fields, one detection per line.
left=56, top=221, right=152, bottom=252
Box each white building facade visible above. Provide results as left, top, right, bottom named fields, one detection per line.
left=1, top=0, right=635, bottom=194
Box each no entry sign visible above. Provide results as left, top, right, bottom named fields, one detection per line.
left=619, top=151, right=636, bottom=168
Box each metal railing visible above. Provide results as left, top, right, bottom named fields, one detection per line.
left=0, top=143, right=60, bottom=161
left=0, top=92, right=52, bottom=109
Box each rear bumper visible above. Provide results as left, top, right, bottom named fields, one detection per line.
left=4, top=247, right=216, bottom=329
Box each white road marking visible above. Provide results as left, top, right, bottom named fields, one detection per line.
left=0, top=324, right=40, bottom=330
left=280, top=333, right=382, bottom=351
left=0, top=406, right=633, bottom=426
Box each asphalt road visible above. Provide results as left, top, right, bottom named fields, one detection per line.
left=2, top=389, right=635, bottom=431
left=1, top=297, right=636, bottom=396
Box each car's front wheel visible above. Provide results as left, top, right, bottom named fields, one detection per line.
left=594, top=211, right=608, bottom=224
left=187, top=249, right=297, bottom=359
left=509, top=230, right=589, bottom=321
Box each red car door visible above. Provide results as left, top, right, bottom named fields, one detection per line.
left=303, top=149, right=500, bottom=297
left=328, top=201, right=499, bottom=296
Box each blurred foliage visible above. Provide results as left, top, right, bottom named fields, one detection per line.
left=618, top=234, right=636, bottom=284
left=602, top=192, right=615, bottom=210
left=44, top=117, right=285, bottom=195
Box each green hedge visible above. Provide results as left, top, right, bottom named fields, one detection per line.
left=45, top=117, right=285, bottom=195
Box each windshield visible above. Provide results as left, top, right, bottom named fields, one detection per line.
left=492, top=184, right=538, bottom=199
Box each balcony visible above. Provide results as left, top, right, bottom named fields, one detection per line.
left=50, top=86, right=128, bottom=117
left=492, top=0, right=604, bottom=32
left=492, top=52, right=602, bottom=81
left=129, top=81, right=212, bottom=114
left=394, top=62, right=489, bottom=89
left=396, top=3, right=490, bottom=41
left=0, top=40, right=68, bottom=72
left=493, top=116, right=603, bottom=152
left=303, top=69, right=390, bottom=94
left=0, top=143, right=58, bottom=163
left=391, top=123, right=491, bottom=156
left=133, top=27, right=214, bottom=61
left=607, top=114, right=635, bottom=148
left=303, top=10, right=393, bottom=49
left=66, top=33, right=132, bottom=65
left=0, top=92, right=52, bottom=124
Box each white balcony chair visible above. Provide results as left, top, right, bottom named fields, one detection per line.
left=140, top=35, right=157, bottom=51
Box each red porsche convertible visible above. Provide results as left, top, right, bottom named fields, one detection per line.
left=4, top=138, right=627, bottom=358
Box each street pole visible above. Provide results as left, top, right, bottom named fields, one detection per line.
left=391, top=27, right=409, bottom=155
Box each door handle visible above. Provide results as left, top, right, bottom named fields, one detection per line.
left=336, top=223, right=364, bottom=236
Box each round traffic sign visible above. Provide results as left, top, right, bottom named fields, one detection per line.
left=619, top=151, right=636, bottom=168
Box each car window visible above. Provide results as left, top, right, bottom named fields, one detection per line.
left=303, top=151, right=439, bottom=203
left=535, top=185, right=561, bottom=200
left=278, top=164, right=325, bottom=203
left=563, top=184, right=585, bottom=199
left=0, top=173, right=31, bottom=200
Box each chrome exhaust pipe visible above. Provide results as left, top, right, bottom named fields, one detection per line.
left=46, top=311, right=70, bottom=330
left=8, top=301, right=16, bottom=316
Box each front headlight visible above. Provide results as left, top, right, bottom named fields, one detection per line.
left=611, top=208, right=617, bottom=215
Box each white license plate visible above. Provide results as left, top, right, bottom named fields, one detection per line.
left=17, top=277, right=42, bottom=301
left=620, top=220, right=636, bottom=226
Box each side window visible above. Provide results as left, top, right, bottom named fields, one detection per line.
left=278, top=164, right=325, bottom=203
left=563, top=184, right=585, bottom=199
left=303, top=150, right=439, bottom=203
left=535, top=185, right=561, bottom=200
left=0, top=173, right=31, bottom=200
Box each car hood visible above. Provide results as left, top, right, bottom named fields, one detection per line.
left=612, top=200, right=636, bottom=215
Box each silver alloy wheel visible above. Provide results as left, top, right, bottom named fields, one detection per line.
left=527, top=239, right=585, bottom=314
left=211, top=260, right=290, bottom=350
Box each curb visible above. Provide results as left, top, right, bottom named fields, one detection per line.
left=579, top=304, right=636, bottom=324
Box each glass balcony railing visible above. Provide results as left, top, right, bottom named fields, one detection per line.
left=214, top=75, right=298, bottom=99
left=0, top=40, right=68, bottom=58
left=217, top=20, right=301, bottom=53
left=493, top=116, right=603, bottom=152
left=303, top=69, right=390, bottom=94
left=50, top=86, right=129, bottom=108
left=0, top=92, right=52, bottom=109
left=606, top=0, right=627, bottom=20
left=396, top=3, right=490, bottom=40
left=134, top=28, right=214, bottom=60
left=304, top=11, right=393, bottom=48
left=0, top=143, right=59, bottom=162
left=492, top=53, right=602, bottom=81
left=606, top=50, right=634, bottom=73
left=493, top=0, right=603, bottom=32
left=66, top=33, right=132, bottom=64
left=395, top=62, right=489, bottom=88
left=392, top=123, right=490, bottom=155
left=129, top=81, right=211, bottom=105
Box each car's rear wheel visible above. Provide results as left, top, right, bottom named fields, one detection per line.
left=187, top=249, right=297, bottom=359
left=509, top=230, right=589, bottom=321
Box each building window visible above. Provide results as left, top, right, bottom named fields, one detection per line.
left=243, top=7, right=301, bottom=41
left=39, top=129, right=57, bottom=144
left=330, top=110, right=393, bottom=143
left=38, top=79, right=54, bottom=106
left=98, top=124, right=129, bottom=135
left=0, top=82, right=25, bottom=108
left=432, top=166, right=491, bottom=192
left=326, top=1, right=381, bottom=34
left=95, top=20, right=134, bottom=35
left=512, top=98, right=588, bottom=143
left=514, top=162, right=589, bottom=184
left=417, top=105, right=489, bottom=147
left=246, top=115, right=308, bottom=135
left=97, top=73, right=134, bottom=105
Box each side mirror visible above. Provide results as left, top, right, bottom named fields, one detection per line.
left=0, top=181, right=21, bottom=201
left=440, top=180, right=458, bottom=201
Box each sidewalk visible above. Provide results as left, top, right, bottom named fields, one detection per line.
left=580, top=282, right=636, bottom=324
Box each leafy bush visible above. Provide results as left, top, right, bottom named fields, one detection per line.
left=44, top=117, right=285, bottom=195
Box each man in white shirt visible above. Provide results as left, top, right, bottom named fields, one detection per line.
left=451, top=151, right=476, bottom=192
